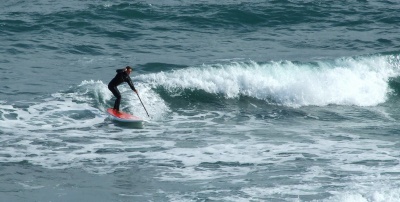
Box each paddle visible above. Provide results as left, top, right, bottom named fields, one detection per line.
left=136, top=92, right=149, bottom=117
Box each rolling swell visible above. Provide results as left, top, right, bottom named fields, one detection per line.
left=4, top=1, right=397, bottom=35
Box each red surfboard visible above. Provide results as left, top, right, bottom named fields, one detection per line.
left=106, top=108, right=143, bottom=123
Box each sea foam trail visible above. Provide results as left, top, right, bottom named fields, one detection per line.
left=0, top=80, right=169, bottom=134
left=138, top=56, right=399, bottom=107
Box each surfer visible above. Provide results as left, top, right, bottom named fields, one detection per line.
left=108, top=66, right=137, bottom=112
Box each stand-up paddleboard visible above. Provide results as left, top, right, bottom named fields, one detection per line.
left=106, top=108, right=143, bottom=123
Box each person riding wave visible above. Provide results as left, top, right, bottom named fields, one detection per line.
left=108, top=66, right=137, bottom=112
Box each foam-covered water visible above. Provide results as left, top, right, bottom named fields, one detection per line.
left=2, top=0, right=400, bottom=201
left=2, top=58, right=400, bottom=201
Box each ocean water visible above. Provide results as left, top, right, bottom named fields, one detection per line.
left=1, top=0, right=400, bottom=201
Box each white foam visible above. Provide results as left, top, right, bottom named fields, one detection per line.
left=1, top=58, right=400, bottom=201
left=57, top=80, right=170, bottom=120
left=324, top=188, right=400, bottom=202
left=0, top=100, right=100, bottom=131
left=137, top=56, right=399, bottom=107
left=119, top=82, right=170, bottom=121
left=0, top=79, right=172, bottom=173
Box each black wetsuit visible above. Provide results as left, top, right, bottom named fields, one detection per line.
left=108, top=69, right=136, bottom=111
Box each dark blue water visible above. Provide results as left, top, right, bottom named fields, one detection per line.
left=2, top=1, right=400, bottom=201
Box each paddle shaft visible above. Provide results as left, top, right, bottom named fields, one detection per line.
left=136, top=92, right=149, bottom=117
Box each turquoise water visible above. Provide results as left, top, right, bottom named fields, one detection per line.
left=1, top=1, right=400, bottom=201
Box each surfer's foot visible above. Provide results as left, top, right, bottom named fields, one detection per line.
left=113, top=109, right=121, bottom=113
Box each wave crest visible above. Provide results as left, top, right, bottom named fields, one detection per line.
left=138, top=56, right=400, bottom=107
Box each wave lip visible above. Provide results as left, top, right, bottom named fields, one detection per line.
left=139, top=56, right=399, bottom=107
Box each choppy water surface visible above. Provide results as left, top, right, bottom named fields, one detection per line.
left=1, top=1, right=400, bottom=201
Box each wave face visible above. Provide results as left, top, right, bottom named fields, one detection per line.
left=138, top=55, right=400, bottom=107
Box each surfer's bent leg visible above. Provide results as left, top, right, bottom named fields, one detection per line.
left=108, top=85, right=122, bottom=111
